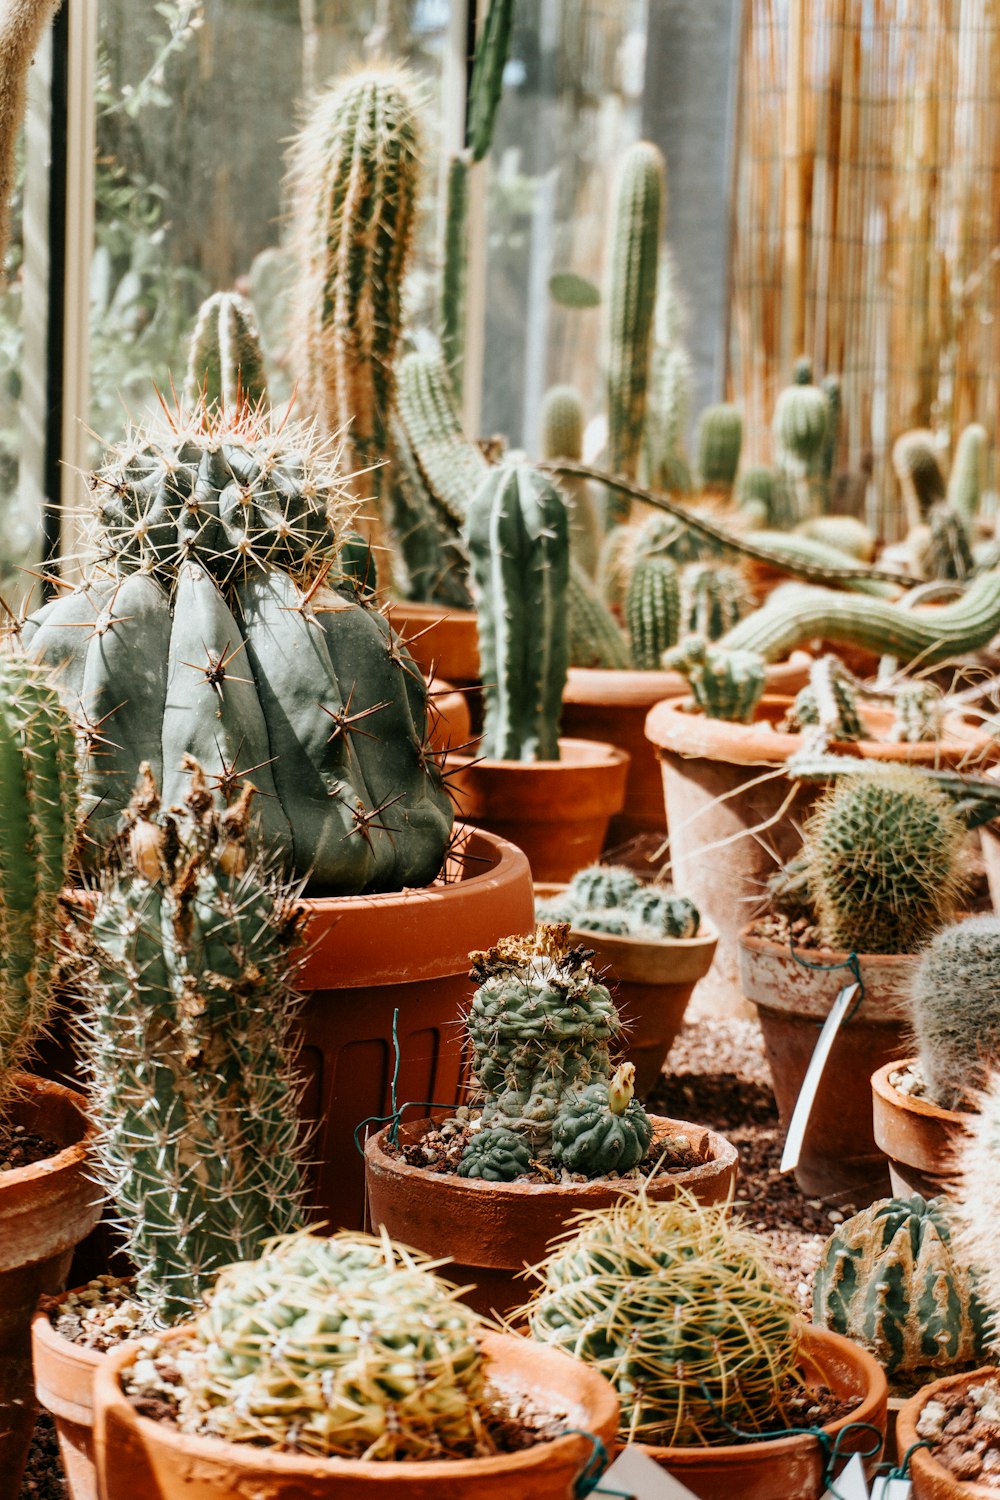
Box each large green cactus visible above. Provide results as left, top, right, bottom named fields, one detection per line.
left=23, top=403, right=453, bottom=895
left=605, top=142, right=664, bottom=517
left=183, top=291, right=269, bottom=411
left=82, top=764, right=308, bottom=1324
left=813, top=1195, right=989, bottom=1382
left=458, top=926, right=653, bottom=1181
left=466, top=463, right=569, bottom=761
left=0, top=656, right=79, bottom=1120
left=288, top=67, right=421, bottom=504
left=625, top=554, right=679, bottom=669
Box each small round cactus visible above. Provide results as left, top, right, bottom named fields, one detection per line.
left=910, top=917, right=1000, bottom=1110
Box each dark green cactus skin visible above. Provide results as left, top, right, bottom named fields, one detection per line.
left=467, top=463, right=570, bottom=761
left=0, top=657, right=79, bottom=1117
left=467, top=0, right=515, bottom=162
left=813, top=1195, right=990, bottom=1381
left=397, top=347, right=489, bottom=525
left=626, top=554, right=680, bottom=669
left=440, top=153, right=469, bottom=398
left=456, top=1125, right=533, bottom=1181
left=662, top=637, right=767, bottom=723
left=551, top=1083, right=653, bottom=1174
left=567, top=561, right=631, bottom=669
left=910, top=917, right=1000, bottom=1110
left=605, top=142, right=664, bottom=516
left=183, top=291, right=269, bottom=411
left=83, top=769, right=308, bottom=1324
left=697, top=403, right=743, bottom=494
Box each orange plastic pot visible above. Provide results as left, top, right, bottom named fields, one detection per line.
left=871, top=1060, right=971, bottom=1200
left=897, top=1367, right=1000, bottom=1498
left=643, top=1327, right=887, bottom=1499
left=561, top=654, right=809, bottom=850
left=646, top=697, right=995, bottom=1016
left=93, top=1328, right=619, bottom=1499
left=446, top=738, right=630, bottom=882
left=0, top=1075, right=101, bottom=1492
left=364, top=1115, right=738, bottom=1318
left=738, top=928, right=914, bottom=1203
left=294, top=828, right=533, bottom=1232
left=32, top=1298, right=103, bottom=1500
left=386, top=600, right=480, bottom=685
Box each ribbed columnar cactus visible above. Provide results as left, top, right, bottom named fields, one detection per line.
left=439, top=153, right=469, bottom=397
left=820, top=374, right=842, bottom=486
left=893, top=430, right=947, bottom=530
left=737, top=465, right=781, bottom=528
left=397, top=345, right=489, bottom=524
left=948, top=423, right=986, bottom=524
left=183, top=291, right=269, bottom=411
left=802, top=768, right=966, bottom=954
left=466, top=463, right=569, bottom=761
left=458, top=927, right=653, bottom=1181
left=386, top=412, right=472, bottom=608
left=772, top=360, right=829, bottom=521
left=81, top=764, right=308, bottom=1324
left=169, top=1231, right=493, bottom=1459
left=625, top=554, right=679, bottom=669
left=535, top=864, right=699, bottom=940
left=289, top=67, right=421, bottom=504
left=679, top=563, right=752, bottom=641
left=527, top=1193, right=802, bottom=1445
left=813, top=1196, right=989, bottom=1382
left=466, top=0, right=515, bottom=161
left=567, top=562, right=630, bottom=669
left=541, top=386, right=602, bottom=576
left=696, top=403, right=743, bottom=497
left=662, top=637, right=767, bottom=722
left=604, top=142, right=664, bottom=516
left=22, top=402, right=453, bottom=893
left=910, top=917, right=1000, bottom=1110
left=644, top=251, right=693, bottom=495
left=0, top=656, right=79, bottom=1120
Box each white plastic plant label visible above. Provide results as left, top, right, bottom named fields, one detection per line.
left=593, top=1445, right=701, bottom=1498
left=822, top=1452, right=871, bottom=1499
left=781, top=982, right=860, bottom=1173
left=870, top=1479, right=912, bottom=1499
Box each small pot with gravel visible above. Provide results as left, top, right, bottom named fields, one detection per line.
left=535, top=864, right=718, bottom=1096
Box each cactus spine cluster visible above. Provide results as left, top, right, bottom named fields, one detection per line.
left=909, top=917, right=1000, bottom=1111
left=535, top=863, right=699, bottom=940
left=604, top=142, right=664, bottom=516
left=467, top=463, right=569, bottom=761
left=183, top=291, right=269, bottom=411
left=81, top=764, right=308, bottom=1324
left=169, top=1230, right=494, bottom=1460
left=0, top=656, right=79, bottom=1120
left=802, top=768, right=966, bottom=954
left=458, top=926, right=653, bottom=1181
left=527, top=1192, right=802, bottom=1445
left=697, top=403, right=743, bottom=497
left=625, top=554, right=679, bottom=669
left=813, top=1195, right=989, bottom=1382
left=662, top=637, right=767, bottom=722
left=289, top=67, right=421, bottom=506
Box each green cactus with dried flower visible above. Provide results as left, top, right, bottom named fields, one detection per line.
left=813, top=1195, right=990, bottom=1383
left=458, top=926, right=653, bottom=1182
left=662, top=637, right=767, bottom=722
left=22, top=400, right=453, bottom=894
left=183, top=291, right=269, bottom=411
left=909, top=916, right=1000, bottom=1111
left=526, top=1191, right=802, bottom=1445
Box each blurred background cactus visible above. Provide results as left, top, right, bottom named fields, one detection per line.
left=535, top=863, right=699, bottom=940
left=909, top=917, right=1000, bottom=1111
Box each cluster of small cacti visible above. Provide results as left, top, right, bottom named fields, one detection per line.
left=457, top=926, right=653, bottom=1182
left=909, top=917, right=1000, bottom=1111
left=813, top=1195, right=990, bottom=1383
left=535, top=863, right=700, bottom=940
left=80, top=763, right=308, bottom=1324
left=800, top=767, right=966, bottom=954
left=23, top=400, right=453, bottom=893
left=662, top=636, right=768, bottom=722
left=526, top=1191, right=802, bottom=1445
left=167, top=1230, right=494, bottom=1460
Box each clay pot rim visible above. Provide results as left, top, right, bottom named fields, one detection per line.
left=871, top=1059, right=974, bottom=1128
left=95, top=1327, right=618, bottom=1480
left=363, top=1114, right=739, bottom=1203
left=446, top=737, right=630, bottom=773
left=737, top=923, right=917, bottom=969
left=0, top=1073, right=98, bottom=1190
left=564, top=651, right=811, bottom=707
left=639, top=1326, right=887, bottom=1466
left=644, top=695, right=993, bottom=769
left=897, top=1365, right=1000, bottom=1498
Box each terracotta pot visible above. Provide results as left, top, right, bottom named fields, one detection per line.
left=94, top=1328, right=619, bottom=1499
left=386, top=599, right=480, bottom=685
left=32, top=1299, right=103, bottom=1500
left=0, top=1075, right=102, bottom=1492
left=871, top=1060, right=971, bottom=1200
left=561, top=654, right=810, bottom=851
left=364, top=1114, right=738, bottom=1318
left=646, top=697, right=995, bottom=1017
left=535, top=882, right=718, bottom=1096
left=642, top=1326, right=887, bottom=1500
left=446, top=738, right=630, bottom=882
left=738, top=928, right=914, bottom=1204
left=427, top=678, right=473, bottom=754
left=294, top=828, right=533, bottom=1233
left=897, top=1366, right=1000, bottom=1498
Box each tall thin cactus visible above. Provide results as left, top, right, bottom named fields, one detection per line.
left=184, top=291, right=269, bottom=411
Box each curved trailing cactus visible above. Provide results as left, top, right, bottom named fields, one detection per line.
left=183, top=291, right=269, bottom=411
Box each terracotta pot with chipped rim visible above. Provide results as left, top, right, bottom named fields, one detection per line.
left=387, top=600, right=480, bottom=686
left=294, top=827, right=533, bottom=1233
left=897, top=1366, right=1000, bottom=1498
left=0, top=1074, right=102, bottom=1492
left=93, top=1327, right=619, bottom=1499
left=364, top=1114, right=738, bottom=1319
left=561, top=653, right=811, bottom=852
left=641, top=1326, right=887, bottom=1500
left=646, top=697, right=996, bottom=1018
left=32, top=1296, right=105, bottom=1500
left=535, top=881, right=718, bottom=1096
left=737, top=927, right=915, bottom=1204
left=446, top=738, right=630, bottom=882
left=871, top=1060, right=972, bottom=1201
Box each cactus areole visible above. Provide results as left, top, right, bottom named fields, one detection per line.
left=22, top=401, right=454, bottom=895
